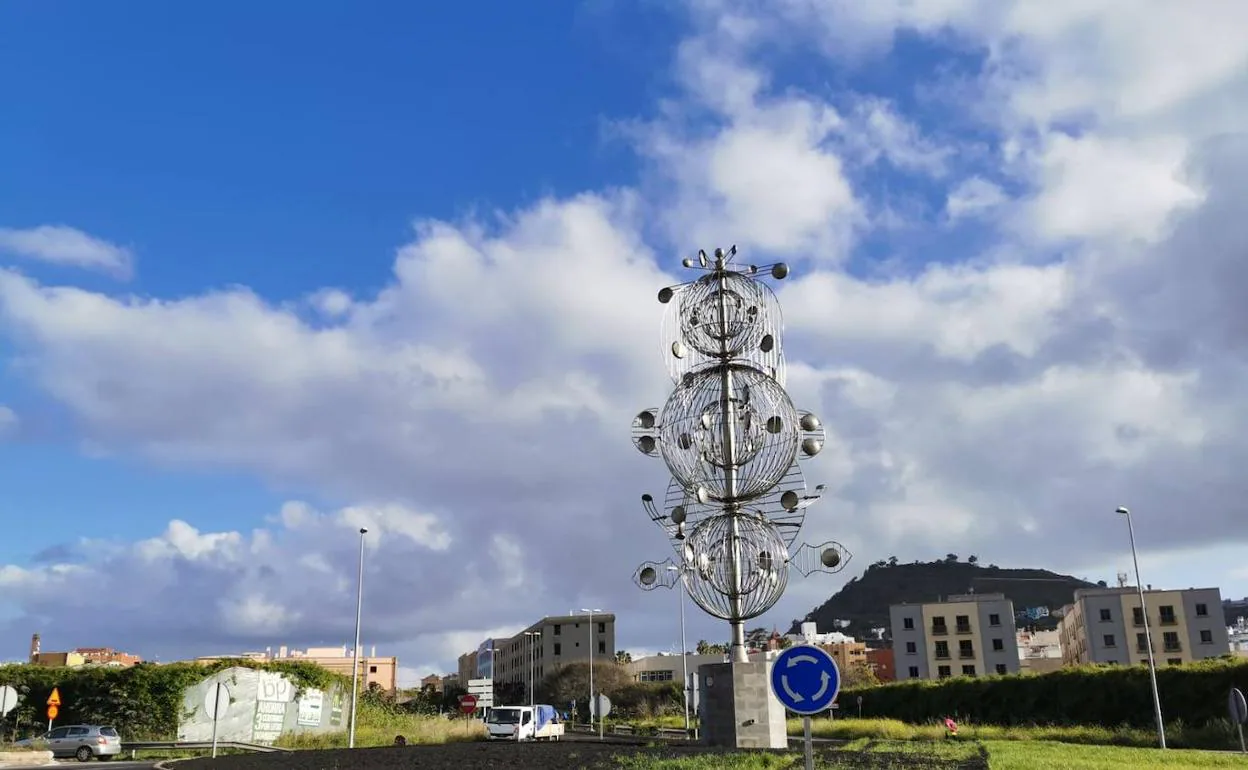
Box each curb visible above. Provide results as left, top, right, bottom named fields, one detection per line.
left=0, top=751, right=55, bottom=767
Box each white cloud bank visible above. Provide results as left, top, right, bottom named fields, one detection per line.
left=0, top=225, right=134, bottom=278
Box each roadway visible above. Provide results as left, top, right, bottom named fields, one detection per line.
left=2, top=762, right=159, bottom=770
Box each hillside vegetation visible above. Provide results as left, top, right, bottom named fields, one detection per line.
left=791, top=555, right=1098, bottom=636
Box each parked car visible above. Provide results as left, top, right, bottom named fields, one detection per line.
left=13, top=724, right=122, bottom=762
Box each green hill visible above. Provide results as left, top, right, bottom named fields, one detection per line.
left=790, top=555, right=1100, bottom=639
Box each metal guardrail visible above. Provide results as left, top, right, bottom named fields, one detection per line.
left=121, top=740, right=291, bottom=758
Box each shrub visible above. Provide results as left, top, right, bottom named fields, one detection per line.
left=844, top=657, right=1248, bottom=728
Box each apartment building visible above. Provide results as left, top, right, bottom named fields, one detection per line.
left=1229, top=617, right=1248, bottom=657
left=1058, top=586, right=1229, bottom=666
left=865, top=648, right=895, bottom=681
left=484, top=612, right=616, bottom=695
left=1017, top=629, right=1063, bottom=674
left=195, top=644, right=398, bottom=692
left=785, top=622, right=869, bottom=672
left=890, top=593, right=1021, bottom=680
left=27, top=635, right=142, bottom=668
left=457, top=649, right=479, bottom=686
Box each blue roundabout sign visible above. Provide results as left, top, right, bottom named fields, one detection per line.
left=770, top=644, right=841, bottom=715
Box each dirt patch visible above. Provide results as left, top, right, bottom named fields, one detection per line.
left=174, top=738, right=991, bottom=769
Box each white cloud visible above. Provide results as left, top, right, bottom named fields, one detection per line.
left=0, top=406, right=16, bottom=438
left=0, top=225, right=134, bottom=278
left=3, top=2, right=1248, bottom=679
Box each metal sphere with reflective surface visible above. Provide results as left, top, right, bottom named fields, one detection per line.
left=680, top=512, right=790, bottom=621
left=658, top=364, right=799, bottom=502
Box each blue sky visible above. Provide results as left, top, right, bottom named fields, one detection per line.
left=2, top=1, right=1246, bottom=680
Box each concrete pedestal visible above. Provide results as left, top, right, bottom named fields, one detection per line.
left=696, top=660, right=787, bottom=749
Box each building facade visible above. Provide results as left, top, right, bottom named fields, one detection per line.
left=1058, top=586, right=1229, bottom=666
left=457, top=650, right=479, bottom=686
left=785, top=622, right=868, bottom=672
left=890, top=593, right=1021, bottom=680
left=195, top=644, right=398, bottom=692
left=1016, top=629, right=1063, bottom=674
left=627, top=653, right=724, bottom=683
left=485, top=612, right=617, bottom=697
left=865, top=648, right=895, bottom=682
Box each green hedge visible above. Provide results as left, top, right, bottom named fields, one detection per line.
left=845, top=657, right=1248, bottom=728
left=0, top=659, right=346, bottom=740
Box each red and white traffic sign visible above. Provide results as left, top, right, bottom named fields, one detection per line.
left=458, top=693, right=478, bottom=714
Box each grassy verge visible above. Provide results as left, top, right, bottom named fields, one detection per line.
left=791, top=717, right=1245, bottom=750
left=275, top=701, right=485, bottom=749
left=983, top=740, right=1248, bottom=769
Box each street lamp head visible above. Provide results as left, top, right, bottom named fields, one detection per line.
left=359, top=527, right=368, bottom=534
left=1115, top=506, right=1130, bottom=516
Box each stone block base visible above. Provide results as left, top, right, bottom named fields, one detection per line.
left=696, top=660, right=787, bottom=749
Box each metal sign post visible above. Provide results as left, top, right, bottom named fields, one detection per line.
left=770, top=645, right=841, bottom=770
left=1229, top=687, right=1247, bottom=754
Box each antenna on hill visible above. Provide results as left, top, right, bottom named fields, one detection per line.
left=1116, top=572, right=1128, bottom=587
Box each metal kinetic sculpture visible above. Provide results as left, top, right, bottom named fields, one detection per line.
left=631, top=246, right=852, bottom=663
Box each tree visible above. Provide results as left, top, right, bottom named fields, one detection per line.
left=968, top=555, right=979, bottom=565
left=945, top=553, right=959, bottom=563
left=842, top=662, right=879, bottom=689
left=539, top=661, right=632, bottom=718
left=695, top=640, right=711, bottom=654
left=615, top=650, right=633, bottom=664
left=887, top=555, right=899, bottom=566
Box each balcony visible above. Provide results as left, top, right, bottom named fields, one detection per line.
left=935, top=651, right=951, bottom=660
left=959, top=651, right=975, bottom=660
left=1159, top=616, right=1178, bottom=626
left=931, top=626, right=949, bottom=636
left=1136, top=644, right=1152, bottom=654
left=1163, top=642, right=1182, bottom=653
left=955, top=624, right=973, bottom=635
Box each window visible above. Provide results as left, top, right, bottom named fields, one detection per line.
left=369, top=665, right=378, bottom=673
left=1162, top=631, right=1180, bottom=652
left=961, top=665, right=976, bottom=676
left=903, top=617, right=915, bottom=630
left=992, top=638, right=1004, bottom=651
left=1196, top=603, right=1208, bottom=617
left=989, top=613, right=1001, bottom=626
left=1159, top=606, right=1177, bottom=625
left=1099, top=608, right=1112, bottom=622
left=905, top=641, right=917, bottom=654
left=553, top=624, right=561, bottom=636
left=995, top=664, right=1008, bottom=675
left=598, top=622, right=605, bottom=634
left=1136, top=632, right=1149, bottom=652
left=598, top=641, right=606, bottom=654
left=931, top=616, right=948, bottom=634
left=68, top=727, right=89, bottom=736
left=48, top=728, right=70, bottom=740
left=937, top=665, right=951, bottom=678
left=1132, top=607, right=1145, bottom=626
left=934, top=641, right=950, bottom=659
left=100, top=728, right=119, bottom=738
left=908, top=666, right=919, bottom=678
left=1103, top=634, right=1116, bottom=647
left=955, top=615, right=971, bottom=633
left=958, top=640, right=974, bottom=658
left=1200, top=630, right=1213, bottom=644
left=639, top=670, right=674, bottom=682
left=554, top=643, right=562, bottom=655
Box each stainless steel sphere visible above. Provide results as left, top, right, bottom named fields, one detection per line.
left=679, top=512, right=790, bottom=621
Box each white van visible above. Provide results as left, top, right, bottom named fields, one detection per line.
left=485, top=705, right=564, bottom=741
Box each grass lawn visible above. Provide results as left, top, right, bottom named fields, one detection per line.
left=609, top=739, right=1248, bottom=769
left=275, top=702, right=485, bottom=749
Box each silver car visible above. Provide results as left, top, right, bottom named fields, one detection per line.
left=14, top=724, right=122, bottom=762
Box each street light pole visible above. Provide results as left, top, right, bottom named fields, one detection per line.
left=580, top=608, right=601, bottom=738
left=524, top=631, right=541, bottom=709
left=348, top=527, right=368, bottom=750
left=1117, top=506, right=1165, bottom=749
left=668, top=565, right=690, bottom=735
